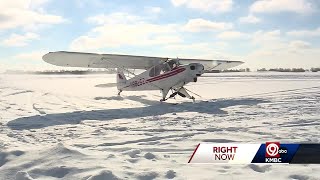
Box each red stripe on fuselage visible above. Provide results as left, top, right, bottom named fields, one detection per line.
left=147, top=67, right=184, bottom=81
left=146, top=68, right=185, bottom=82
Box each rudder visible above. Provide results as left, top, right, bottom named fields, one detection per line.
left=116, top=70, right=127, bottom=90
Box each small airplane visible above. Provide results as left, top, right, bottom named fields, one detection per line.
left=43, top=51, right=243, bottom=102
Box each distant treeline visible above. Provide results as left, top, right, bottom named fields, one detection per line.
left=205, top=68, right=250, bottom=73
left=222, top=68, right=251, bottom=72
left=257, top=68, right=320, bottom=72
left=205, top=67, right=320, bottom=73
left=4, top=69, right=116, bottom=75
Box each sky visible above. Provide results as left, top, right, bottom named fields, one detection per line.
left=0, top=0, right=320, bottom=71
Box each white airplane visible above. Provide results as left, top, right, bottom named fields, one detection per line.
left=43, top=51, right=243, bottom=102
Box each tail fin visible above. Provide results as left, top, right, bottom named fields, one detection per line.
left=116, top=70, right=127, bottom=90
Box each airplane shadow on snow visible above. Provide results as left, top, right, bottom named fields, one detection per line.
left=7, top=97, right=268, bottom=130
left=94, top=95, right=159, bottom=106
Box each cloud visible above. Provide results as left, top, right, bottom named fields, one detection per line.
left=252, top=30, right=283, bottom=46
left=0, top=0, right=66, bottom=30
left=289, top=40, right=311, bottom=49
left=147, top=7, right=162, bottom=14
left=70, top=13, right=182, bottom=51
left=244, top=30, right=317, bottom=69
left=183, top=18, right=233, bottom=32
left=71, top=14, right=234, bottom=51
left=1, top=32, right=39, bottom=47
left=165, top=43, right=212, bottom=52
left=216, top=31, right=248, bottom=40
left=171, top=0, right=233, bottom=13
left=245, top=46, right=319, bottom=69
left=250, top=0, right=315, bottom=14
left=244, top=30, right=287, bottom=67
left=251, top=30, right=313, bottom=52
left=164, top=42, right=234, bottom=60
left=70, top=24, right=181, bottom=50
left=86, top=12, right=142, bottom=25
left=239, top=14, right=261, bottom=24
left=13, top=50, right=48, bottom=61
left=287, top=27, right=320, bottom=37
left=74, top=0, right=106, bottom=8
left=7, top=50, right=84, bottom=71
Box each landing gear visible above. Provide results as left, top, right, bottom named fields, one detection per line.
left=160, top=88, right=169, bottom=102
left=118, top=90, right=122, bottom=96
left=160, top=87, right=196, bottom=102
left=191, top=96, right=195, bottom=103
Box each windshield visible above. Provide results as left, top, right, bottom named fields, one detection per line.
left=149, top=62, right=172, bottom=77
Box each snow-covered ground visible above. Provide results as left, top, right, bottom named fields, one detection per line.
left=0, top=72, right=319, bottom=180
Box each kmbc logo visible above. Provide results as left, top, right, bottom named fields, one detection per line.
left=265, top=142, right=288, bottom=163
left=265, top=142, right=280, bottom=157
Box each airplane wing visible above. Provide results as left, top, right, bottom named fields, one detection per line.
left=42, top=51, right=167, bottom=69
left=43, top=51, right=244, bottom=70
left=178, top=59, right=244, bottom=71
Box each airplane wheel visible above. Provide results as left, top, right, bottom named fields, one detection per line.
left=193, top=77, right=197, bottom=82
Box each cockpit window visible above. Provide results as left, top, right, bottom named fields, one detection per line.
left=149, top=65, right=161, bottom=77
left=167, top=60, right=178, bottom=69
left=149, top=62, right=173, bottom=77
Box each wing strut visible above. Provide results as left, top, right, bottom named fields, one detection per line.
left=100, top=57, right=163, bottom=92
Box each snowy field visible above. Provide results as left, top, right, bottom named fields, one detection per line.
left=0, top=72, right=319, bottom=180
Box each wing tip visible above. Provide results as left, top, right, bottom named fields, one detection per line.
left=42, top=52, right=60, bottom=66
left=42, top=52, right=50, bottom=62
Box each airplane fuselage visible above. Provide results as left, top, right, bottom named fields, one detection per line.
left=118, top=63, right=204, bottom=91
